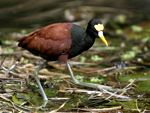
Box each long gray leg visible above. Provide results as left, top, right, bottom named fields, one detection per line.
left=66, top=61, right=98, bottom=89
left=66, top=61, right=79, bottom=84
left=66, top=61, right=131, bottom=99
left=33, top=61, right=48, bottom=101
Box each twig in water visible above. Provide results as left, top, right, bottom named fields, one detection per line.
left=0, top=57, right=5, bottom=69
left=2, top=67, right=24, bottom=79
left=4, top=60, right=19, bottom=77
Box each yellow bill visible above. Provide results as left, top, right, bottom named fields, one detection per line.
left=99, top=34, right=108, bottom=46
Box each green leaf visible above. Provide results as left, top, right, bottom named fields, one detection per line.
left=91, top=78, right=102, bottom=82
left=129, top=79, right=134, bottom=83
left=3, top=48, right=14, bottom=52
left=116, top=29, right=124, bottom=35
left=132, top=46, right=139, bottom=50
left=137, top=58, right=142, bottom=62
left=42, top=68, right=48, bottom=71
left=12, top=92, right=27, bottom=105
left=80, top=56, right=86, bottom=63
left=131, top=25, right=143, bottom=32
left=75, top=75, right=84, bottom=82
left=121, top=50, right=141, bottom=59
left=4, top=40, right=12, bottom=45
left=137, top=95, right=142, bottom=98
left=54, top=79, right=63, bottom=82
left=141, top=37, right=149, bottom=43
left=117, top=14, right=126, bottom=23
left=24, top=59, right=29, bottom=65
left=91, top=55, right=103, bottom=62
left=21, top=29, right=27, bottom=34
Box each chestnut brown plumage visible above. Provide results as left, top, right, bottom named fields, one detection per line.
left=18, top=23, right=72, bottom=63
left=18, top=19, right=108, bottom=101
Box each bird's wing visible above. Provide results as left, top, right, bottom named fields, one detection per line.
left=18, top=23, right=73, bottom=56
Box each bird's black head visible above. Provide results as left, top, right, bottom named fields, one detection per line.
left=88, top=19, right=103, bottom=27
left=86, top=19, right=108, bottom=46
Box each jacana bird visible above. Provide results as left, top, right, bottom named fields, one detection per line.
left=18, top=19, right=108, bottom=101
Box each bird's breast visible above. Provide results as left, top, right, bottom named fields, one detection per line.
left=69, top=25, right=95, bottom=58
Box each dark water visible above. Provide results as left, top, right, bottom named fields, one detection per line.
left=0, top=0, right=150, bottom=28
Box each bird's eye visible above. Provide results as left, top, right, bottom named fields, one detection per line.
left=94, top=24, right=104, bottom=31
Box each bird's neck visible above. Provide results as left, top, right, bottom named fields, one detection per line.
left=86, top=28, right=95, bottom=38
left=83, top=31, right=95, bottom=50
